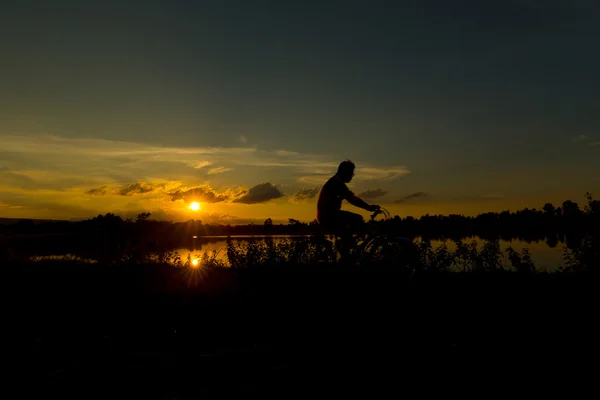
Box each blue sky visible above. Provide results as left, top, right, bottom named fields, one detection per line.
left=1, top=1, right=599, bottom=222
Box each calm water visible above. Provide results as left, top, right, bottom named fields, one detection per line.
left=32, top=235, right=567, bottom=271
left=172, top=235, right=566, bottom=272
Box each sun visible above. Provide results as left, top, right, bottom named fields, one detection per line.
left=189, top=202, right=201, bottom=211
left=191, top=258, right=200, bottom=267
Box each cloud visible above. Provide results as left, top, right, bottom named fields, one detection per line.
left=395, top=192, right=428, bottom=203
left=233, top=182, right=284, bottom=204
left=1, top=134, right=410, bottom=187
left=354, top=166, right=410, bottom=181
left=169, top=186, right=230, bottom=203
left=0, top=134, right=255, bottom=171
left=357, top=189, right=388, bottom=199
left=0, top=201, right=24, bottom=209
left=207, top=166, right=233, bottom=175
left=116, top=182, right=157, bottom=196
left=297, top=174, right=332, bottom=186
left=193, top=160, right=212, bottom=169
left=0, top=134, right=414, bottom=218
left=297, top=165, right=409, bottom=186
left=572, top=134, right=589, bottom=142
left=1, top=169, right=103, bottom=191
left=86, top=186, right=108, bottom=195
left=0, top=190, right=96, bottom=219
left=289, top=187, right=320, bottom=203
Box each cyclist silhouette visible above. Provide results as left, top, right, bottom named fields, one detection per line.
left=316, top=160, right=380, bottom=251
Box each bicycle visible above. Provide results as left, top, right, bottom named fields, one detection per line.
left=314, top=208, right=418, bottom=269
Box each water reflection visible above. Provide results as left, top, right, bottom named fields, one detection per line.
left=171, top=236, right=566, bottom=272
left=19, top=235, right=567, bottom=272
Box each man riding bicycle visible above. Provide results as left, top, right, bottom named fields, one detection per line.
left=316, top=160, right=380, bottom=250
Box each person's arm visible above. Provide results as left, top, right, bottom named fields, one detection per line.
left=347, top=194, right=379, bottom=212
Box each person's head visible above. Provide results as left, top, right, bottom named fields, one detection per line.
left=337, top=159, right=355, bottom=183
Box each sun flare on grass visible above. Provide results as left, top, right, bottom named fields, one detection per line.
left=191, top=258, right=200, bottom=267
left=189, top=202, right=201, bottom=211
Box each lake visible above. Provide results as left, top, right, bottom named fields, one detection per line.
left=169, top=235, right=566, bottom=272
left=25, top=234, right=568, bottom=271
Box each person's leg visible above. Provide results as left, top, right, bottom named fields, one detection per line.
left=334, top=211, right=364, bottom=259
left=350, top=211, right=365, bottom=232
left=316, top=216, right=340, bottom=262
left=337, top=211, right=364, bottom=236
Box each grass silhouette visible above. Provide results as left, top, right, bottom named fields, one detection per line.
left=7, top=192, right=599, bottom=396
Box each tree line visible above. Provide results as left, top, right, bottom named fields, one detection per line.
left=2, top=193, right=598, bottom=244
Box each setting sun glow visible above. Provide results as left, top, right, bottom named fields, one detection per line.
left=189, top=202, right=201, bottom=211
left=191, top=258, right=200, bottom=267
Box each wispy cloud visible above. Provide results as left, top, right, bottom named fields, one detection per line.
left=86, top=186, right=108, bottom=195
left=572, top=134, right=589, bottom=142
left=233, top=183, right=284, bottom=204
left=357, top=189, right=388, bottom=199
left=193, top=160, right=212, bottom=169
left=572, top=134, right=598, bottom=146
left=355, top=167, right=410, bottom=181
left=395, top=192, right=428, bottom=203
left=116, top=182, right=157, bottom=196
left=0, top=134, right=255, bottom=175
left=1, top=169, right=104, bottom=191
left=297, top=166, right=409, bottom=186
left=0, top=201, right=24, bottom=209
left=1, top=135, right=409, bottom=184
left=297, top=174, right=331, bottom=186
left=207, top=166, right=233, bottom=175
left=289, top=187, right=320, bottom=203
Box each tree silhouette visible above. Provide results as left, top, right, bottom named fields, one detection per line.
left=137, top=212, right=151, bottom=222
left=264, top=218, right=273, bottom=233
left=562, top=200, right=581, bottom=219
left=542, top=203, right=555, bottom=217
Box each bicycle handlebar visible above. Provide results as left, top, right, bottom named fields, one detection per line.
left=370, top=207, right=390, bottom=221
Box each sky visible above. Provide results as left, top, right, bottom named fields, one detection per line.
left=1, top=0, right=599, bottom=223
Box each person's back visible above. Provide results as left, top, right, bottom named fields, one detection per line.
left=316, top=160, right=380, bottom=237
left=317, top=174, right=353, bottom=226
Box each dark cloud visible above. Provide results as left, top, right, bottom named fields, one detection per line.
left=117, top=182, right=156, bottom=196
left=395, top=192, right=428, bottom=203
left=358, top=189, right=388, bottom=199
left=233, top=182, right=284, bottom=204
left=85, top=186, right=108, bottom=195
left=289, top=187, right=320, bottom=203
left=168, top=186, right=229, bottom=203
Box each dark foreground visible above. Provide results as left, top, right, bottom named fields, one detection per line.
left=10, top=262, right=599, bottom=398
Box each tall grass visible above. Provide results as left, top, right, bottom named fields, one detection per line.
left=5, top=233, right=597, bottom=275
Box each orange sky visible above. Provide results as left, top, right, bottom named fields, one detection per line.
left=1, top=3, right=599, bottom=222
left=0, top=136, right=596, bottom=225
